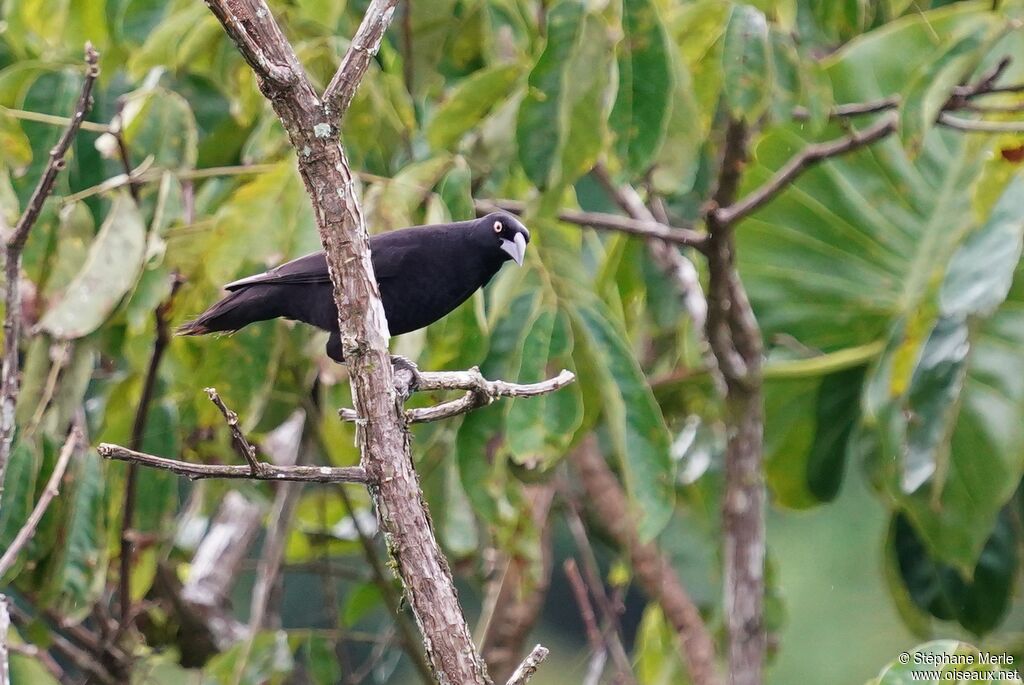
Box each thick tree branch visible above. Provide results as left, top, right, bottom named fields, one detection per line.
left=97, top=444, right=368, bottom=483
left=0, top=44, right=98, bottom=505
left=475, top=198, right=704, bottom=249
left=712, top=113, right=898, bottom=226
left=571, top=437, right=722, bottom=685
left=201, top=1, right=499, bottom=681
left=704, top=118, right=765, bottom=685
left=341, top=368, right=576, bottom=424
left=323, top=0, right=400, bottom=118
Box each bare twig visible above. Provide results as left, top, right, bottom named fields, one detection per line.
left=323, top=0, right=400, bottom=118
left=504, top=644, right=549, bottom=685
left=475, top=198, right=704, bottom=249
left=0, top=427, right=80, bottom=577
left=561, top=500, right=636, bottom=684
left=205, top=387, right=267, bottom=476
left=0, top=44, right=98, bottom=505
left=712, top=113, right=898, bottom=226
left=564, top=558, right=608, bottom=685
left=97, top=444, right=369, bottom=483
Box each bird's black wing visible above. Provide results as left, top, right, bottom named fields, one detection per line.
left=224, top=252, right=330, bottom=291
left=223, top=229, right=425, bottom=292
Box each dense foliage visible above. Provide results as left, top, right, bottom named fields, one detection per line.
left=2, top=0, right=1024, bottom=683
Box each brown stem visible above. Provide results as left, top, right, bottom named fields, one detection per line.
left=117, top=275, right=182, bottom=638
left=0, top=44, right=98, bottom=506
left=712, top=114, right=898, bottom=226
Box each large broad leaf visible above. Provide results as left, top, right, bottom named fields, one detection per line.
left=571, top=300, right=674, bottom=540
left=38, top=192, right=147, bottom=339
left=42, top=448, right=108, bottom=619
left=427, top=64, right=523, bottom=150
left=609, top=0, right=674, bottom=175
left=721, top=4, right=771, bottom=122
left=890, top=510, right=1017, bottom=636
left=739, top=2, right=1024, bottom=568
left=517, top=2, right=614, bottom=190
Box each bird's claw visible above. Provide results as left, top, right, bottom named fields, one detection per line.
left=390, top=355, right=421, bottom=395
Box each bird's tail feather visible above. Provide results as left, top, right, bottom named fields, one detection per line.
left=177, top=286, right=281, bottom=336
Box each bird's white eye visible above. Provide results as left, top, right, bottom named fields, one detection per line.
left=493, top=220, right=503, bottom=233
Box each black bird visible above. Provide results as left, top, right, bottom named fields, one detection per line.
left=178, top=211, right=531, bottom=362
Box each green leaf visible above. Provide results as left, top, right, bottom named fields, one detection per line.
left=941, top=173, right=1024, bottom=318
left=342, top=581, right=384, bottom=627
left=722, top=4, right=771, bottom=121
left=436, top=157, right=475, bottom=221
left=506, top=309, right=582, bottom=470
left=38, top=192, right=147, bottom=339
left=899, top=26, right=991, bottom=154
left=427, top=64, right=523, bottom=150
left=634, top=604, right=687, bottom=685
left=0, top=440, right=42, bottom=581
left=45, top=448, right=107, bottom=619
left=805, top=365, right=866, bottom=502
left=517, top=1, right=583, bottom=189
left=610, top=0, right=674, bottom=175
left=572, top=301, right=674, bottom=540
left=891, top=511, right=1017, bottom=636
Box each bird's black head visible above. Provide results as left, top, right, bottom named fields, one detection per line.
left=477, top=211, right=531, bottom=266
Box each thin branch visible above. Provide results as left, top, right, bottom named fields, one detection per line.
left=0, top=104, right=110, bottom=133
left=936, top=112, right=1024, bottom=133
left=712, top=113, right=898, bottom=226
left=561, top=499, right=636, bottom=684
left=564, top=558, right=608, bottom=685
left=0, top=44, right=98, bottom=504
left=504, top=644, right=549, bottom=685
left=323, top=0, right=400, bottom=119
left=475, top=199, right=705, bottom=250
left=570, top=438, right=722, bottom=685
left=0, top=426, right=81, bottom=577
left=117, top=275, right=181, bottom=639
left=791, top=95, right=900, bottom=120
left=339, top=368, right=575, bottom=423
left=97, top=444, right=369, bottom=483
left=205, top=387, right=267, bottom=476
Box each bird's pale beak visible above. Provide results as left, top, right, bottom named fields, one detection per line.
left=501, top=232, right=528, bottom=266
